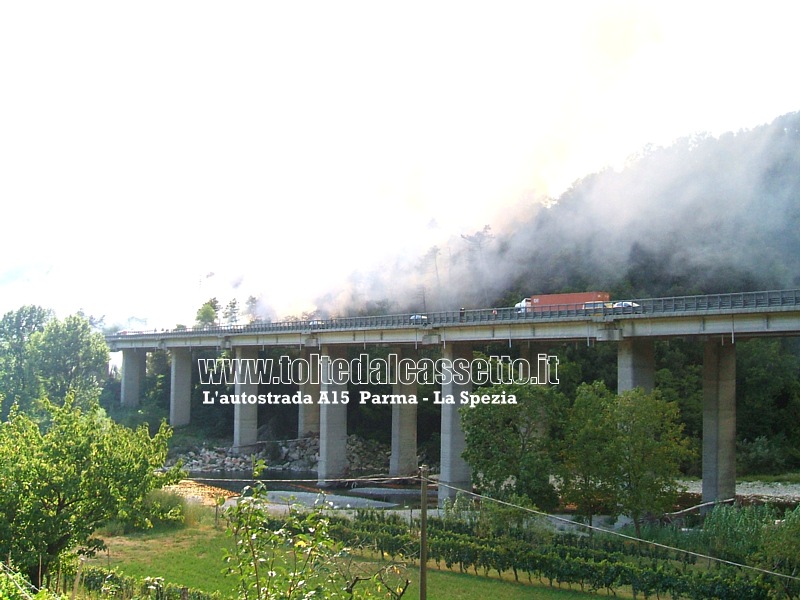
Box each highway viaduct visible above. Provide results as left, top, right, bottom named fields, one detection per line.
left=106, top=289, right=800, bottom=506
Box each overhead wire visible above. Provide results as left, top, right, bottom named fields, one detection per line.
left=183, top=470, right=800, bottom=583
left=432, top=478, right=800, bottom=585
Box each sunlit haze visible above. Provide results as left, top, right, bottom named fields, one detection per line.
left=2, top=1, right=799, bottom=328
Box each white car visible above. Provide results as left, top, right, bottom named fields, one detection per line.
left=611, top=301, right=643, bottom=313
left=409, top=314, right=428, bottom=324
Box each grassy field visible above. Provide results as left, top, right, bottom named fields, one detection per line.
left=88, top=520, right=239, bottom=597
left=87, top=508, right=596, bottom=600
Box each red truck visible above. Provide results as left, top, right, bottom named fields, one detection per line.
left=515, top=291, right=610, bottom=313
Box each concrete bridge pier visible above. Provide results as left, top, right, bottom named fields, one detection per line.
left=318, top=345, right=348, bottom=485
left=298, top=347, right=321, bottom=437
left=120, top=348, right=147, bottom=407
left=617, top=338, right=655, bottom=393
left=169, top=347, right=192, bottom=427
left=233, top=346, right=259, bottom=453
left=702, top=338, right=737, bottom=504
left=439, top=342, right=473, bottom=506
left=390, top=348, right=418, bottom=477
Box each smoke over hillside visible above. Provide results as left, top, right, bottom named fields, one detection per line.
left=319, top=111, right=800, bottom=315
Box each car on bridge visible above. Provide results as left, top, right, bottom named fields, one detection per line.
left=582, top=301, right=644, bottom=314
left=611, top=301, right=644, bottom=313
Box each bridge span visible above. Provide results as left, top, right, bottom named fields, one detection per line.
left=107, top=289, right=800, bottom=505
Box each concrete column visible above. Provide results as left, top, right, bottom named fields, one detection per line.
left=390, top=348, right=418, bottom=477
left=702, top=339, right=737, bottom=504
left=523, top=343, right=557, bottom=385
left=318, top=345, right=348, bottom=484
left=298, top=347, right=321, bottom=436
left=233, top=346, right=259, bottom=453
left=169, top=347, right=192, bottom=427
left=617, top=338, right=655, bottom=393
left=439, top=342, right=473, bottom=505
left=120, top=349, right=147, bottom=407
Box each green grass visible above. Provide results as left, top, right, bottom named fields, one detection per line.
left=86, top=510, right=238, bottom=596
left=86, top=505, right=599, bottom=599
left=406, top=568, right=597, bottom=599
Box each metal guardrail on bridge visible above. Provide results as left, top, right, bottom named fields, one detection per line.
left=105, top=289, right=800, bottom=342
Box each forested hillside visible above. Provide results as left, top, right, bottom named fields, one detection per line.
left=330, top=111, right=800, bottom=313
left=498, top=110, right=800, bottom=303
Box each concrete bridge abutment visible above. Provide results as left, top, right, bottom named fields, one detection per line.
left=169, top=347, right=192, bottom=427
left=298, top=347, right=321, bottom=437
left=702, top=339, right=737, bottom=505
left=317, top=345, right=349, bottom=485
left=120, top=348, right=147, bottom=407
left=390, top=347, right=418, bottom=477
left=617, top=338, right=655, bottom=393
left=439, top=342, right=473, bottom=506
left=233, top=346, right=259, bottom=453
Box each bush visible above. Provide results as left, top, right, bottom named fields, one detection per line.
left=701, top=504, right=779, bottom=564
left=143, top=488, right=187, bottom=528
left=737, top=435, right=788, bottom=475
left=81, top=566, right=223, bottom=599
left=0, top=564, right=62, bottom=600
left=99, top=489, right=187, bottom=534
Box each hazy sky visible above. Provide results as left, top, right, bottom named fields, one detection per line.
left=2, top=1, right=799, bottom=328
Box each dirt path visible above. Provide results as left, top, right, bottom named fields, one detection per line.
left=164, top=479, right=239, bottom=506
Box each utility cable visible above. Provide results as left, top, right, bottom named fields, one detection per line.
left=432, top=478, right=800, bottom=584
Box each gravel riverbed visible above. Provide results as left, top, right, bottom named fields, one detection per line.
left=679, top=479, right=800, bottom=503
left=166, top=441, right=800, bottom=505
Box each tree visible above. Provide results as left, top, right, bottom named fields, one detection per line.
left=223, top=299, right=240, bottom=325
left=654, top=340, right=703, bottom=474
left=736, top=339, right=800, bottom=463
left=559, top=381, right=618, bottom=528
left=195, top=298, right=220, bottom=327
left=608, top=387, right=693, bottom=537
left=27, top=313, right=109, bottom=409
left=460, top=382, right=565, bottom=511
left=0, top=306, right=52, bottom=418
left=0, top=398, right=182, bottom=587
left=460, top=225, right=493, bottom=306
left=1, top=309, right=109, bottom=418
left=245, top=295, right=261, bottom=323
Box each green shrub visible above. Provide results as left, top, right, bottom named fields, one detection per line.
left=144, top=488, right=187, bottom=528
left=701, top=504, right=778, bottom=564
left=99, top=488, right=187, bottom=534
left=737, top=435, right=788, bottom=475
left=81, top=566, right=223, bottom=599
left=0, top=564, right=62, bottom=600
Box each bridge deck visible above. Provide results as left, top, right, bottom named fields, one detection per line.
left=107, top=289, right=800, bottom=350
